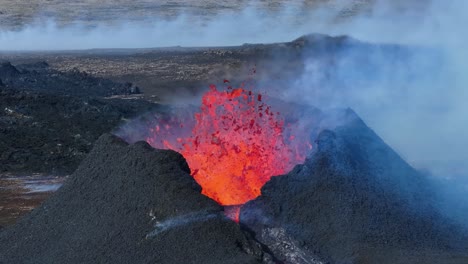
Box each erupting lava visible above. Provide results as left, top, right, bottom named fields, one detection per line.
left=147, top=84, right=311, bottom=214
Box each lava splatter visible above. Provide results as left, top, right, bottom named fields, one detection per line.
left=147, top=84, right=312, bottom=219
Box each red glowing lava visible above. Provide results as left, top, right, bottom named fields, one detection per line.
left=147, top=84, right=311, bottom=210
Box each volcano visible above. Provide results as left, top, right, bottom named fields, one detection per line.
left=1, top=106, right=467, bottom=264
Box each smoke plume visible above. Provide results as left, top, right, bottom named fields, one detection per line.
left=0, top=2, right=350, bottom=50
left=291, top=1, right=468, bottom=181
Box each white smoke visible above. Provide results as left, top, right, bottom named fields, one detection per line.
left=275, top=0, right=468, bottom=225
left=0, top=2, right=337, bottom=50
left=146, top=210, right=220, bottom=238
left=287, top=0, right=468, bottom=179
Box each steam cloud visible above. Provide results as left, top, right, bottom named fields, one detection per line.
left=285, top=1, right=468, bottom=182
left=0, top=3, right=338, bottom=50
left=1, top=0, right=467, bottom=221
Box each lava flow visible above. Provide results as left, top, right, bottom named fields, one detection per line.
left=147, top=84, right=311, bottom=220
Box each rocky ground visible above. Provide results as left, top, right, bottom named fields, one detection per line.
left=0, top=87, right=157, bottom=174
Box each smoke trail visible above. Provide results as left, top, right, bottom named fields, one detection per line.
left=146, top=210, right=220, bottom=238
left=0, top=1, right=364, bottom=51
left=261, top=0, right=468, bottom=180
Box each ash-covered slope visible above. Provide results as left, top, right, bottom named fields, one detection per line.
left=241, top=109, right=468, bottom=264
left=0, top=134, right=266, bottom=264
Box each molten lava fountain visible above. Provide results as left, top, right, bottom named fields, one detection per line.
left=147, top=84, right=311, bottom=221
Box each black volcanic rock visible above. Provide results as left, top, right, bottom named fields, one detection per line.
left=0, top=134, right=267, bottom=264
left=0, top=89, right=157, bottom=174
left=0, top=61, right=140, bottom=97
left=0, top=61, right=20, bottom=80
left=0, top=61, right=156, bottom=175
left=16, top=61, right=50, bottom=71
left=241, top=109, right=468, bottom=264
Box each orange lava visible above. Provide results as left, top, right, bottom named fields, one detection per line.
left=147, top=84, right=311, bottom=211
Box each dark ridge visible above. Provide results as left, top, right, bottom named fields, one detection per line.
left=0, top=134, right=269, bottom=264
left=15, top=60, right=50, bottom=71
left=0, top=61, right=140, bottom=97
left=0, top=61, right=20, bottom=78
left=241, top=109, right=468, bottom=264
left=292, top=33, right=357, bottom=48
